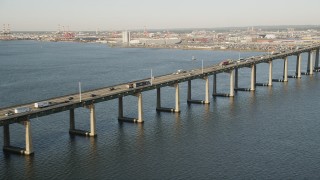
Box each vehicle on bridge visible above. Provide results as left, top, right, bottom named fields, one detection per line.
left=14, top=107, right=31, bottom=114
left=127, top=80, right=151, bottom=88
left=219, top=59, right=233, bottom=66
left=237, top=58, right=244, bottom=63
left=173, top=69, right=187, bottom=75
left=34, top=101, right=51, bottom=108
left=4, top=111, right=14, bottom=116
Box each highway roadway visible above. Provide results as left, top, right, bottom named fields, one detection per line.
left=0, top=44, right=319, bottom=126
left=0, top=64, right=215, bottom=120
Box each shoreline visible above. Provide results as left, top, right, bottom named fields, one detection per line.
left=2, top=38, right=313, bottom=53
left=110, top=43, right=270, bottom=52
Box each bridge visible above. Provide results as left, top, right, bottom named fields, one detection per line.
left=1, top=44, right=320, bottom=155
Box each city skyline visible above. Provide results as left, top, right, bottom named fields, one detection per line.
left=1, top=0, right=320, bottom=31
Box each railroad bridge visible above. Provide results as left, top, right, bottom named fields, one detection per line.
left=1, top=44, right=320, bottom=155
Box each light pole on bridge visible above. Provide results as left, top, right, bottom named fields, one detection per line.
left=151, top=69, right=153, bottom=85
left=202, top=59, right=204, bottom=74
left=79, top=82, right=82, bottom=102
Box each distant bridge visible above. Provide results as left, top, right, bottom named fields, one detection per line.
left=1, top=44, right=319, bottom=155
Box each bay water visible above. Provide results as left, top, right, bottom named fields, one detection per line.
left=0, top=41, right=320, bottom=179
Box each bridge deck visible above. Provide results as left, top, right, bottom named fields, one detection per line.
left=0, top=45, right=319, bottom=126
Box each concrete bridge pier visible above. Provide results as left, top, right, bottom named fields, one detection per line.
left=307, top=51, right=310, bottom=71
left=187, top=80, right=191, bottom=101
left=156, top=88, right=161, bottom=109
left=309, top=51, right=314, bottom=75
left=256, top=61, right=273, bottom=86
left=23, top=120, right=33, bottom=155
left=187, top=77, right=210, bottom=104
left=271, top=57, right=288, bottom=82
left=212, top=74, right=217, bottom=95
left=69, top=105, right=97, bottom=136
left=119, top=93, right=144, bottom=123
left=302, top=52, right=310, bottom=75
left=296, top=54, right=302, bottom=78
left=268, top=61, right=273, bottom=86
left=118, top=97, right=123, bottom=119
left=234, top=67, right=249, bottom=91
left=283, top=57, right=288, bottom=82
left=174, top=83, right=181, bottom=113
left=88, top=104, right=97, bottom=136
left=213, top=70, right=234, bottom=97
left=288, top=55, right=302, bottom=79
left=69, top=109, right=75, bottom=131
left=229, top=69, right=235, bottom=97
left=305, top=51, right=314, bottom=75
left=3, top=125, right=10, bottom=148
left=137, top=93, right=143, bottom=123
left=315, top=48, right=320, bottom=70
left=235, top=65, right=256, bottom=91
left=156, top=84, right=181, bottom=113
left=205, top=76, right=210, bottom=103
left=250, top=64, right=256, bottom=91
left=3, top=119, right=34, bottom=155
left=234, top=68, right=238, bottom=90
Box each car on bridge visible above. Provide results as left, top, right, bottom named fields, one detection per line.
left=271, top=51, right=280, bottom=55
left=5, top=111, right=14, bottom=116
left=127, top=80, right=151, bottom=89
left=219, top=59, right=233, bottom=66
left=14, top=107, right=31, bottom=114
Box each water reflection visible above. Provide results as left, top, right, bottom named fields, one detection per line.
left=136, top=123, right=145, bottom=153
left=24, top=155, right=34, bottom=179
left=228, top=96, right=235, bottom=109
left=174, top=112, right=181, bottom=137
left=267, top=85, right=273, bottom=96
left=2, top=41, right=320, bottom=179
left=89, top=136, right=98, bottom=156
left=295, top=78, right=302, bottom=89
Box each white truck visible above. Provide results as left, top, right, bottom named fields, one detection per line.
left=14, top=107, right=31, bottom=114
left=34, top=101, right=50, bottom=108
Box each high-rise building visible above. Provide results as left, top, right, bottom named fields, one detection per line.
left=122, top=31, right=131, bottom=44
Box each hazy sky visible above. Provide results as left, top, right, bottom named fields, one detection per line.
left=1, top=0, right=319, bottom=31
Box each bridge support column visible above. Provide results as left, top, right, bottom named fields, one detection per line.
left=174, top=83, right=180, bottom=112
left=283, top=57, right=288, bottom=82
left=136, top=93, right=143, bottom=123
left=187, top=80, right=191, bottom=101
left=213, top=71, right=234, bottom=97
left=119, top=93, right=144, bottom=122
left=315, top=49, right=320, bottom=69
left=69, top=109, right=75, bottom=131
left=118, top=97, right=123, bottom=118
left=156, top=85, right=181, bottom=113
left=254, top=64, right=257, bottom=86
left=268, top=61, right=273, bottom=86
left=235, top=68, right=238, bottom=89
left=89, top=104, right=97, bottom=137
left=307, top=51, right=311, bottom=74
left=69, top=105, right=97, bottom=137
left=3, top=119, right=34, bottom=155
left=229, top=69, right=235, bottom=97
left=310, top=51, right=314, bottom=75
left=187, top=77, right=210, bottom=104
left=3, top=125, right=10, bottom=148
left=212, top=74, right=217, bottom=95
left=251, top=64, right=256, bottom=91
left=24, top=120, right=33, bottom=155
left=296, top=54, right=301, bottom=78
left=156, top=88, right=161, bottom=109
left=205, top=76, right=210, bottom=104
